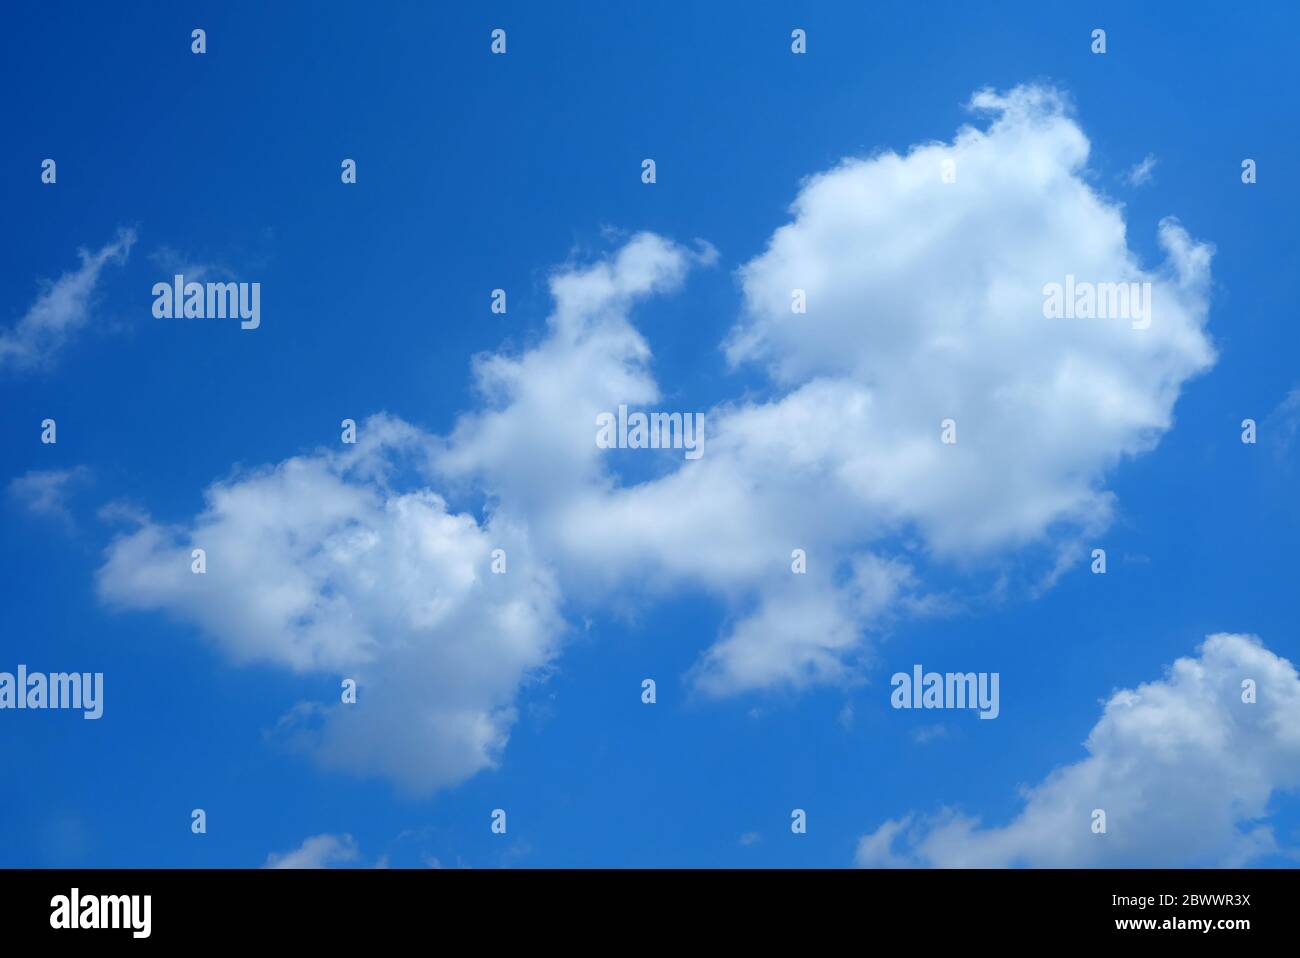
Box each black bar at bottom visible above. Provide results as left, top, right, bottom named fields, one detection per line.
left=0, top=868, right=1291, bottom=944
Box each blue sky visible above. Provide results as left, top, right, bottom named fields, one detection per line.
left=2, top=1, right=1299, bottom=868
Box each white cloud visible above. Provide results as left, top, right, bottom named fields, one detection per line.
left=95, top=235, right=716, bottom=794
left=0, top=229, right=136, bottom=373
left=264, top=833, right=360, bottom=869
left=725, top=88, right=1212, bottom=559
left=97, top=84, right=1221, bottom=789
left=1125, top=153, right=1158, bottom=187
left=7, top=467, right=90, bottom=526
left=438, top=232, right=716, bottom=513
left=437, top=84, right=1215, bottom=696
left=98, top=416, right=563, bottom=794
left=857, top=634, right=1300, bottom=867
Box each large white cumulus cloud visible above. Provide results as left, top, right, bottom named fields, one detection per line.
left=452, top=84, right=1216, bottom=694
left=97, top=84, right=1221, bottom=789
left=727, top=85, right=1214, bottom=556
left=95, top=235, right=707, bottom=794
left=857, top=634, right=1300, bottom=867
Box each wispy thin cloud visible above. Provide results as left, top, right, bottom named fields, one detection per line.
left=911, top=725, right=948, bottom=745
left=1264, top=386, right=1300, bottom=459
left=148, top=245, right=231, bottom=283
left=7, top=466, right=90, bottom=528
left=1125, top=153, right=1158, bottom=187
left=0, top=229, right=136, bottom=374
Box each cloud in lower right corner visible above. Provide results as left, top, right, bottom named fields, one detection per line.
left=857, top=633, right=1300, bottom=867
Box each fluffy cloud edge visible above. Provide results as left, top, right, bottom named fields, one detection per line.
left=856, top=633, right=1300, bottom=868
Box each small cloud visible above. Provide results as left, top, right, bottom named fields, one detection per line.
left=0, top=230, right=135, bottom=374
left=912, top=725, right=948, bottom=745
left=837, top=703, right=854, bottom=729
left=95, top=499, right=151, bottom=526
left=526, top=693, right=557, bottom=727
left=503, top=841, right=534, bottom=861
left=1264, top=387, right=1300, bottom=460
left=148, top=246, right=230, bottom=283
left=263, top=833, right=360, bottom=869
left=739, top=832, right=762, bottom=847
left=1125, top=154, right=1158, bottom=187
left=7, top=467, right=90, bottom=527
